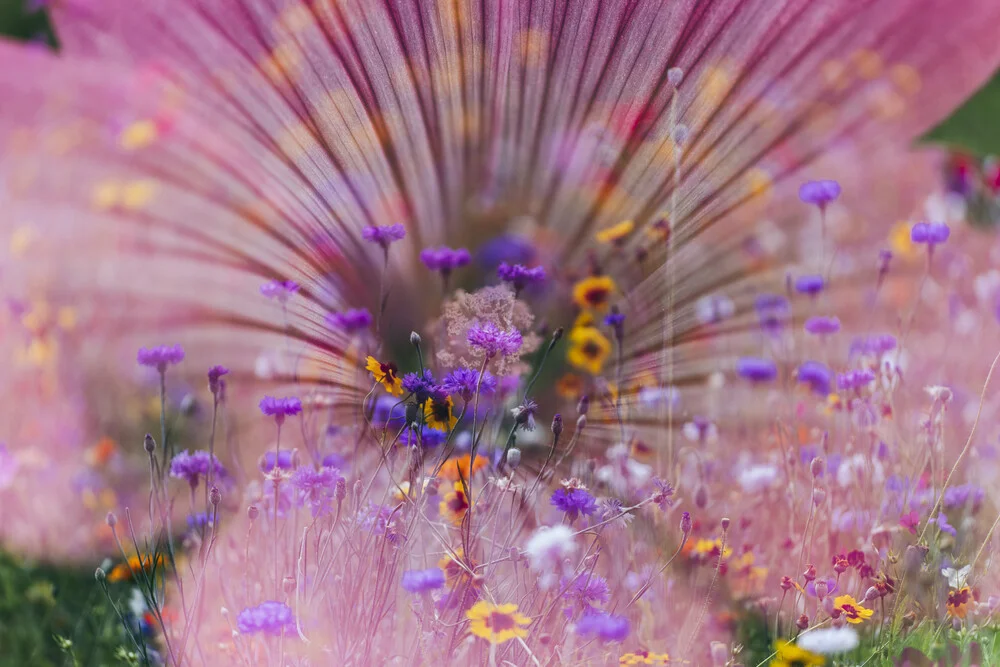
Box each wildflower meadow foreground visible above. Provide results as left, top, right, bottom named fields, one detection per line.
left=4, top=0, right=1000, bottom=665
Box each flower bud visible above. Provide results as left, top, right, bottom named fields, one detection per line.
left=667, top=67, right=684, bottom=86
left=577, top=395, right=590, bottom=416
left=409, top=331, right=422, bottom=346
left=822, top=596, right=835, bottom=616
left=95, top=567, right=106, bottom=583
left=796, top=614, right=809, bottom=630
left=576, top=415, right=587, bottom=430
left=864, top=586, right=879, bottom=602
left=143, top=433, right=156, bottom=453
left=106, top=511, right=117, bottom=528
left=551, top=414, right=563, bottom=438
left=812, top=487, right=826, bottom=505
left=506, top=448, right=522, bottom=470
left=814, top=579, right=829, bottom=600
left=834, top=558, right=848, bottom=574
left=780, top=576, right=793, bottom=591
left=720, top=517, right=730, bottom=532
left=810, top=457, right=824, bottom=478
left=283, top=576, right=296, bottom=595
left=551, top=327, right=564, bottom=343
left=803, top=564, right=816, bottom=582
left=695, top=485, right=708, bottom=509
left=247, top=505, right=259, bottom=521
left=680, top=511, right=692, bottom=535
left=210, top=486, right=222, bottom=506
left=335, top=477, right=347, bottom=502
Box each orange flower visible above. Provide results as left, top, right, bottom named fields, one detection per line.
left=437, top=454, right=488, bottom=481
left=947, top=586, right=972, bottom=619
left=107, top=553, right=164, bottom=583
left=440, top=482, right=471, bottom=525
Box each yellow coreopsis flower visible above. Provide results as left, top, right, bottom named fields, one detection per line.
left=567, top=326, right=612, bottom=375
left=365, top=355, right=403, bottom=396
left=424, top=393, right=458, bottom=431
left=770, top=640, right=825, bottom=667
left=466, top=601, right=530, bottom=644
left=439, top=481, right=470, bottom=525
left=833, top=594, right=874, bottom=624
left=572, top=275, right=616, bottom=312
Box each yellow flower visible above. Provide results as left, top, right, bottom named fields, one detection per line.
left=437, top=454, right=488, bottom=481
left=424, top=393, right=458, bottom=431
left=645, top=215, right=670, bottom=243
left=947, top=586, right=972, bottom=619
left=771, top=641, right=824, bottom=667
left=572, top=275, right=616, bottom=312
left=365, top=355, right=403, bottom=396
left=466, top=601, right=530, bottom=644
left=567, top=326, right=612, bottom=375
left=620, top=651, right=670, bottom=666
left=595, top=219, right=635, bottom=245
left=439, top=482, right=470, bottom=525
left=439, top=549, right=478, bottom=590
left=833, top=594, right=874, bottom=624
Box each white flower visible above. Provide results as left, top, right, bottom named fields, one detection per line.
left=796, top=626, right=859, bottom=655
left=738, top=464, right=778, bottom=493
left=925, top=385, right=953, bottom=404
left=525, top=525, right=576, bottom=589
left=942, top=565, right=971, bottom=589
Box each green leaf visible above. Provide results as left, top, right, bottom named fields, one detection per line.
left=923, top=69, right=1000, bottom=156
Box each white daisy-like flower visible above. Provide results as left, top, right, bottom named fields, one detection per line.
left=796, top=626, right=860, bottom=655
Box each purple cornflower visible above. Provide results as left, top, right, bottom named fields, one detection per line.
left=369, top=395, right=406, bottom=429
left=362, top=223, right=406, bottom=250
left=736, top=357, right=777, bottom=383
left=467, top=321, right=523, bottom=359
left=837, top=369, right=875, bottom=391
left=798, top=179, right=841, bottom=208
left=604, top=308, right=625, bottom=342
left=794, top=274, right=825, bottom=296
left=935, top=513, right=957, bottom=537
left=259, top=450, right=295, bottom=473
left=441, top=367, right=497, bottom=403
left=420, top=246, right=471, bottom=275
left=322, top=452, right=348, bottom=470
left=401, top=568, right=446, bottom=594
left=137, top=344, right=185, bottom=372
left=562, top=573, right=610, bottom=612
left=401, top=369, right=437, bottom=403
left=236, top=601, right=295, bottom=636
left=477, top=234, right=536, bottom=270
left=650, top=478, right=675, bottom=511
left=325, top=308, right=373, bottom=333
left=169, top=450, right=227, bottom=488
left=399, top=426, right=447, bottom=448
left=260, top=279, right=299, bottom=302
left=797, top=361, right=832, bottom=396
left=575, top=611, right=630, bottom=643
left=804, top=315, right=841, bottom=336
left=259, top=396, right=302, bottom=425
left=290, top=465, right=343, bottom=517
left=551, top=487, right=598, bottom=521
left=207, top=365, right=229, bottom=395
left=186, top=512, right=213, bottom=531
left=850, top=333, right=898, bottom=357
left=497, top=262, right=546, bottom=293
left=910, top=222, right=950, bottom=246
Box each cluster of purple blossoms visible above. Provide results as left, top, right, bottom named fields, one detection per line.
left=207, top=365, right=229, bottom=395
left=420, top=246, right=471, bottom=275
left=441, top=367, right=497, bottom=403
left=399, top=426, right=447, bottom=448
left=574, top=610, right=630, bottom=643
left=137, top=344, right=185, bottom=372
left=910, top=221, right=950, bottom=246
left=837, top=369, right=876, bottom=391
left=497, top=262, right=546, bottom=293
left=362, top=223, right=406, bottom=250
left=794, top=274, right=825, bottom=297
left=797, top=361, right=833, bottom=396
left=561, top=573, right=610, bottom=617
left=169, top=450, right=227, bottom=488
left=326, top=308, right=373, bottom=333
left=401, top=369, right=437, bottom=403
left=849, top=333, right=898, bottom=357
left=400, top=567, right=446, bottom=594
left=467, top=321, right=523, bottom=359
left=259, top=279, right=299, bottom=302
left=259, top=396, right=302, bottom=425
left=369, top=395, right=406, bottom=430
left=551, top=487, right=598, bottom=521
left=736, top=357, right=778, bottom=383
left=798, top=179, right=841, bottom=209
left=804, top=315, right=841, bottom=336
left=259, top=450, right=295, bottom=473
left=290, top=465, right=344, bottom=518
left=650, top=478, right=675, bottom=511
left=236, top=601, right=296, bottom=636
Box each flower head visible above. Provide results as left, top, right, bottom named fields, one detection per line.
left=794, top=274, right=825, bottom=296
left=771, top=640, right=825, bottom=667
left=326, top=308, right=373, bottom=333
left=910, top=221, right=950, bottom=246
left=797, top=361, right=832, bottom=396
left=169, top=450, right=227, bottom=488
left=575, top=611, right=630, bottom=643
left=258, top=395, right=303, bottom=425
left=467, top=321, right=523, bottom=359
left=511, top=398, right=539, bottom=431
left=551, top=487, right=598, bottom=521
left=798, top=179, right=841, bottom=208
left=804, top=316, right=840, bottom=336
left=401, top=369, right=437, bottom=403
left=401, top=568, right=446, bottom=594
left=737, top=357, right=778, bottom=383
left=107, top=553, right=164, bottom=583
left=832, top=594, right=873, bottom=624
left=236, top=601, right=295, bottom=636
left=207, top=365, right=229, bottom=394
left=572, top=275, right=616, bottom=312
left=365, top=356, right=404, bottom=396
left=362, top=223, right=406, bottom=249
left=259, top=450, right=295, bottom=473
left=438, top=454, right=489, bottom=481
left=595, top=220, right=635, bottom=245
left=497, top=263, right=546, bottom=293
left=259, top=279, right=299, bottom=302
left=439, top=481, right=470, bottom=525
left=946, top=586, right=972, bottom=618
left=420, top=246, right=471, bottom=274
left=136, top=345, right=185, bottom=372
left=466, top=601, right=530, bottom=644
left=567, top=326, right=611, bottom=375
left=290, top=465, right=343, bottom=517
left=441, top=367, right=497, bottom=403
left=424, top=391, right=458, bottom=431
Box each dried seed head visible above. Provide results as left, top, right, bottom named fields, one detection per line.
left=210, top=486, right=222, bottom=506
left=506, top=448, right=522, bottom=470
left=680, top=511, right=692, bottom=535
left=143, top=433, right=156, bottom=453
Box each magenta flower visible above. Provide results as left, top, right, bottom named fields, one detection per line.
left=207, top=365, right=229, bottom=394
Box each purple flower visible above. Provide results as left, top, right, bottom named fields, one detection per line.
left=322, top=452, right=348, bottom=470
left=837, top=369, right=875, bottom=391
left=936, top=513, right=957, bottom=537
left=575, top=611, right=630, bottom=643
left=562, top=573, right=610, bottom=610
left=736, top=357, right=777, bottom=383
left=798, top=179, right=841, bottom=208
left=137, top=345, right=185, bottom=372
left=169, top=450, right=227, bottom=488
left=326, top=308, right=373, bottom=333
left=401, top=567, right=446, bottom=593
left=441, top=367, right=497, bottom=403
left=850, top=333, right=898, bottom=357
left=511, top=398, right=539, bottom=431
left=259, top=450, right=295, bottom=473
left=401, top=369, right=437, bottom=403
left=910, top=222, right=950, bottom=246
left=650, top=478, right=675, bottom=511
left=290, top=465, right=343, bottom=517
left=804, top=315, right=841, bottom=336
left=259, top=396, right=302, bottom=425
left=207, top=365, right=229, bottom=395
left=399, top=426, right=447, bottom=448
left=186, top=512, right=213, bottom=531
left=467, top=321, right=523, bottom=359
left=797, top=361, right=832, bottom=396
left=497, top=262, right=546, bottom=292
left=794, top=274, right=825, bottom=296
left=476, top=234, right=536, bottom=271
left=260, top=279, right=299, bottom=302
left=754, top=293, right=789, bottom=334
left=236, top=601, right=295, bottom=636
left=420, top=246, right=471, bottom=273
left=551, top=488, right=598, bottom=521
left=368, top=395, right=406, bottom=429
left=362, top=223, right=406, bottom=249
